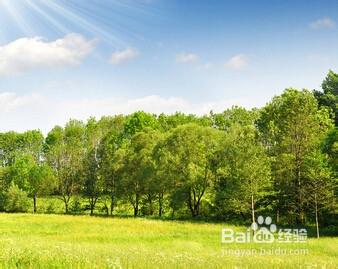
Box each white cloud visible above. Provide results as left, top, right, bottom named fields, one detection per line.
left=0, top=34, right=96, bottom=76
left=110, top=48, right=138, bottom=64
left=224, top=54, right=249, bottom=70
left=0, top=92, right=255, bottom=133
left=310, top=17, right=336, bottom=29
left=176, top=53, right=199, bottom=63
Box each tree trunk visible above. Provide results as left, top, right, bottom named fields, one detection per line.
left=296, top=157, right=304, bottom=225
left=133, top=205, right=138, bottom=217
left=110, top=195, right=114, bottom=216
left=89, top=197, right=97, bottom=216
left=188, top=188, right=203, bottom=217
left=251, top=194, right=255, bottom=235
left=63, top=196, right=70, bottom=214
left=315, top=193, right=320, bottom=239
left=158, top=193, right=163, bottom=217
left=193, top=203, right=200, bottom=217
left=147, top=194, right=154, bottom=215
left=33, top=194, right=37, bottom=213
left=171, top=208, right=175, bottom=219
left=104, top=204, right=109, bottom=216
left=133, top=194, right=139, bottom=217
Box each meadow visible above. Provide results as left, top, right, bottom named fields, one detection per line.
left=0, top=214, right=336, bottom=269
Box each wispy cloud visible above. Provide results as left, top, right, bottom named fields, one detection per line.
left=110, top=48, right=139, bottom=64
left=224, top=54, right=249, bottom=70
left=0, top=34, right=96, bottom=76
left=310, top=17, right=336, bottom=30
left=176, top=53, right=199, bottom=63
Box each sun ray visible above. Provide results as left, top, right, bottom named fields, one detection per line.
left=40, top=0, right=126, bottom=46
left=0, top=0, right=34, bottom=36
left=0, top=0, right=158, bottom=46
left=24, top=0, right=70, bottom=35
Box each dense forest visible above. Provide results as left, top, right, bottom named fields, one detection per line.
left=0, top=71, right=337, bottom=233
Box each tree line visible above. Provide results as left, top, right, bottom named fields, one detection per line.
left=0, top=71, right=337, bottom=236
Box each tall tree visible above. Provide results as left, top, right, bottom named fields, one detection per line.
left=45, top=120, right=86, bottom=213
left=159, top=124, right=221, bottom=217
left=313, top=70, right=338, bottom=126
left=304, top=151, right=335, bottom=238
left=214, top=124, right=271, bottom=222
left=83, top=117, right=119, bottom=215
left=120, top=128, right=162, bottom=216
left=7, top=154, right=55, bottom=213
left=99, top=115, right=126, bottom=215
left=258, top=89, right=333, bottom=224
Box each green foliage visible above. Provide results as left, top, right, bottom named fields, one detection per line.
left=214, top=124, right=271, bottom=220
left=0, top=77, right=336, bottom=230
left=210, top=106, right=258, bottom=131
left=313, top=70, right=338, bottom=126
left=258, top=88, right=334, bottom=224
left=123, top=111, right=159, bottom=137
left=156, top=124, right=222, bottom=217
left=4, top=184, right=30, bottom=213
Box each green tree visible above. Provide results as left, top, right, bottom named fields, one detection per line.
left=313, top=70, right=338, bottom=126
left=83, top=117, right=119, bottom=215
left=123, top=111, right=159, bottom=138
left=98, top=115, right=126, bottom=215
left=28, top=163, right=55, bottom=213
left=4, top=183, right=30, bottom=213
left=304, top=151, right=336, bottom=238
left=6, top=154, right=55, bottom=213
left=258, top=89, right=333, bottom=224
left=214, top=124, right=271, bottom=223
left=45, top=120, right=86, bottom=213
left=210, top=106, right=258, bottom=131
left=120, top=128, right=162, bottom=216
left=159, top=124, right=222, bottom=217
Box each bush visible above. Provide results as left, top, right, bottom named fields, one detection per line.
left=69, top=197, right=83, bottom=214
left=4, top=184, right=30, bottom=213
left=45, top=200, right=57, bottom=214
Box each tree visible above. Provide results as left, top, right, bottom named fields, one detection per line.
left=45, top=120, right=86, bottom=213
left=83, top=117, right=117, bottom=215
left=6, top=154, right=55, bottom=213
left=120, top=128, right=162, bottom=216
left=258, top=89, right=333, bottom=224
left=123, top=111, right=159, bottom=138
left=214, top=124, right=271, bottom=223
left=28, top=163, right=55, bottom=213
left=3, top=183, right=30, bottom=213
left=322, top=127, right=338, bottom=179
left=98, top=115, right=126, bottom=215
left=210, top=106, right=258, bottom=131
left=304, top=151, right=335, bottom=238
left=0, top=132, right=20, bottom=167
left=158, top=112, right=211, bottom=131
left=159, top=124, right=222, bottom=217
left=313, top=70, right=338, bottom=126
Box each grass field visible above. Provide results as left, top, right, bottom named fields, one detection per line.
left=0, top=214, right=336, bottom=268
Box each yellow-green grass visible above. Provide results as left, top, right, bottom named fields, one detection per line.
left=0, top=214, right=336, bottom=268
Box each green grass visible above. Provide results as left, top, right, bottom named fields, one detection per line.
left=0, top=214, right=336, bottom=268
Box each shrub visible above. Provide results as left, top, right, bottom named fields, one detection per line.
left=4, top=184, right=30, bottom=213
left=69, top=197, right=83, bottom=214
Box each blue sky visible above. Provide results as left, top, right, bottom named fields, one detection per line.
left=0, top=0, right=337, bottom=132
